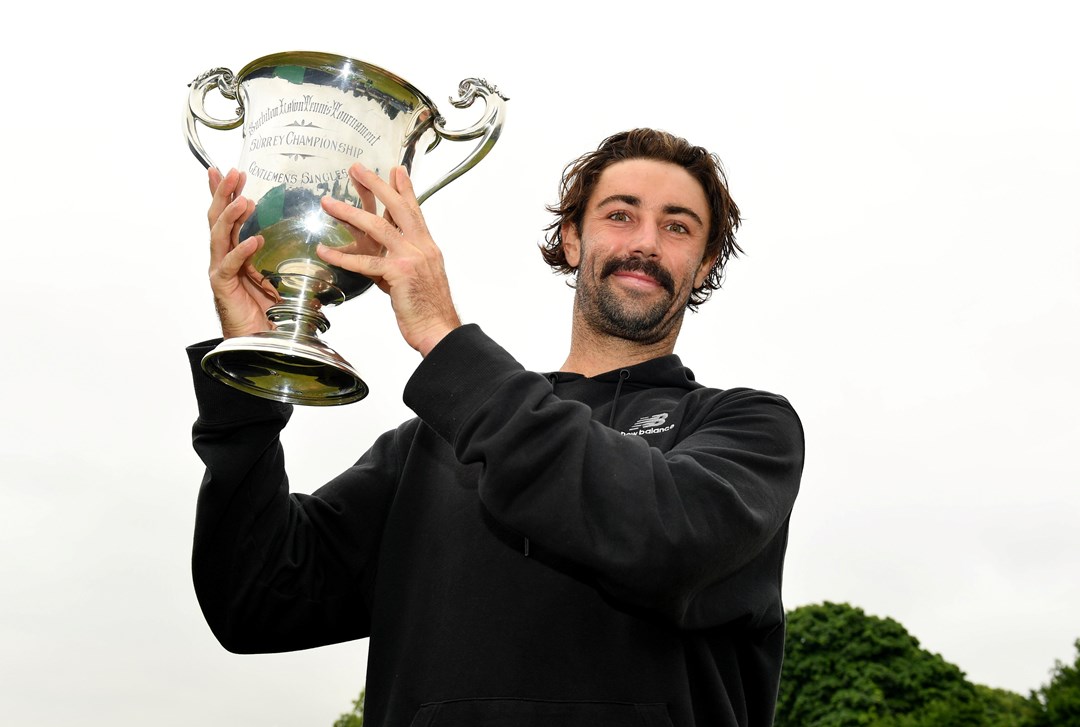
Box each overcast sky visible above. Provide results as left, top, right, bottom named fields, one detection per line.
left=2, top=1, right=1077, bottom=725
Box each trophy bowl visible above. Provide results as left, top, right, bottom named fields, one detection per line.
left=185, top=51, right=507, bottom=405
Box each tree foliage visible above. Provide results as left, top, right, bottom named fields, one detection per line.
left=775, top=602, right=1041, bottom=727
left=333, top=688, right=364, bottom=727
left=1028, top=638, right=1080, bottom=727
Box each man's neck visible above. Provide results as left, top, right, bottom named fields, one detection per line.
left=559, top=317, right=682, bottom=378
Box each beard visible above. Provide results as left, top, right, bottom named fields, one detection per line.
left=575, top=254, right=687, bottom=344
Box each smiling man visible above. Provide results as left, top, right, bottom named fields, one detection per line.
left=189, top=128, right=805, bottom=727
left=558, top=156, right=720, bottom=365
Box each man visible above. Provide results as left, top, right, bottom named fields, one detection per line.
left=189, top=128, right=804, bottom=727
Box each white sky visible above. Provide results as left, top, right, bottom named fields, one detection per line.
left=2, top=1, right=1078, bottom=724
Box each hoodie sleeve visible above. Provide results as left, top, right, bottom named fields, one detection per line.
left=187, top=341, right=400, bottom=653
left=404, top=325, right=805, bottom=629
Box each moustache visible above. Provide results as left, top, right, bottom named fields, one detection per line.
left=600, top=257, right=676, bottom=295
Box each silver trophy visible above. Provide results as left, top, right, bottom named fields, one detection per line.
left=185, top=51, right=507, bottom=405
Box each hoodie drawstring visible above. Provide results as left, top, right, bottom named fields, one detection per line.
left=608, top=369, right=631, bottom=428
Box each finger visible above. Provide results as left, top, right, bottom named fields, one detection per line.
left=243, top=261, right=280, bottom=302
left=213, top=235, right=263, bottom=282
left=333, top=171, right=379, bottom=246
left=207, top=168, right=241, bottom=229
left=389, top=165, right=417, bottom=201
left=210, top=197, right=254, bottom=264
left=321, top=195, right=406, bottom=253
left=349, top=170, right=378, bottom=214
left=324, top=200, right=389, bottom=257
left=343, top=163, right=404, bottom=233
left=385, top=165, right=427, bottom=236
left=347, top=164, right=425, bottom=238
left=208, top=167, right=223, bottom=196
left=330, top=214, right=368, bottom=247
left=231, top=197, right=255, bottom=250
left=336, top=234, right=387, bottom=258
left=316, top=243, right=388, bottom=279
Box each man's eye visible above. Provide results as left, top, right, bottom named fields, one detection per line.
left=666, top=222, right=689, bottom=234
left=608, top=211, right=631, bottom=222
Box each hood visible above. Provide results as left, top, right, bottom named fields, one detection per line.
left=547, top=354, right=703, bottom=413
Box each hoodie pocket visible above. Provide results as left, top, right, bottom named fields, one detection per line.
left=408, top=697, right=674, bottom=727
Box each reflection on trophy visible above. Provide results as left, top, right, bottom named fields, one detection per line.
left=185, top=51, right=507, bottom=405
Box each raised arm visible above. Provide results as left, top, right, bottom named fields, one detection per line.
left=404, top=326, right=805, bottom=629
left=187, top=346, right=403, bottom=653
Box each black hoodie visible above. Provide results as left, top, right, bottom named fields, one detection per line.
left=188, top=324, right=805, bottom=727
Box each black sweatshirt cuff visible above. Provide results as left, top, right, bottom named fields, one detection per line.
left=186, top=340, right=293, bottom=425
left=403, top=324, right=524, bottom=446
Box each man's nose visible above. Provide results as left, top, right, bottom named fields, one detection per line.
left=629, top=223, right=661, bottom=258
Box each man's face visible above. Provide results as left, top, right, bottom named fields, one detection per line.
left=563, top=158, right=715, bottom=345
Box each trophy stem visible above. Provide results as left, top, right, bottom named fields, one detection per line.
left=267, top=301, right=331, bottom=339
left=201, top=300, right=368, bottom=406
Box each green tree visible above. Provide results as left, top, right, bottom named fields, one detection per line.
left=333, top=688, right=364, bottom=727
left=974, top=685, right=1042, bottom=727
left=776, top=602, right=1015, bottom=727
left=1028, top=639, right=1080, bottom=727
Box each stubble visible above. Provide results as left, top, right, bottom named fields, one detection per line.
left=575, top=254, right=688, bottom=345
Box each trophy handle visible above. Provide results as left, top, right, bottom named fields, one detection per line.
left=184, top=67, right=244, bottom=170
left=415, top=78, right=508, bottom=205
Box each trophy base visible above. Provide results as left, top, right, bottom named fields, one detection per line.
left=201, top=332, right=368, bottom=406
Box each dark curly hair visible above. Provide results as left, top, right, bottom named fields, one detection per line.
left=541, top=128, right=742, bottom=310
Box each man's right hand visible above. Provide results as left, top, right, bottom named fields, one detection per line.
left=206, top=168, right=279, bottom=339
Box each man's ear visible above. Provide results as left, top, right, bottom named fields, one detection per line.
left=695, top=253, right=719, bottom=289
left=562, top=223, right=581, bottom=269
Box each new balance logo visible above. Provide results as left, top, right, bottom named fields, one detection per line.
left=622, top=413, right=675, bottom=437
left=629, top=413, right=669, bottom=431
